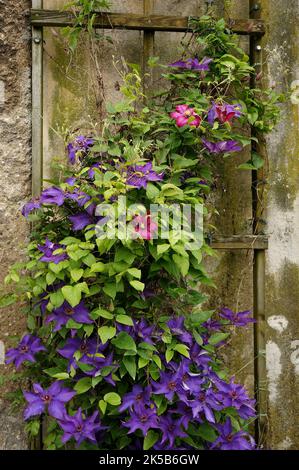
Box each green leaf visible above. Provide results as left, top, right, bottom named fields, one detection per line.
left=165, top=348, right=174, bottom=363
left=209, top=332, right=230, bottom=345
left=112, top=332, right=137, bottom=351
left=127, top=268, right=141, bottom=279
left=173, top=254, right=189, bottom=277
left=52, top=372, right=70, bottom=380
left=116, top=314, right=134, bottom=326
left=123, top=356, right=136, bottom=379
left=129, top=280, right=145, bottom=292
left=74, top=377, right=92, bottom=394
left=157, top=244, right=170, bottom=256
left=98, top=399, right=107, bottom=415
left=90, top=262, right=106, bottom=273
left=196, top=423, right=218, bottom=442
left=144, top=430, right=159, bottom=450
left=98, top=326, right=116, bottom=344
left=70, top=268, right=84, bottom=282
left=61, top=285, right=81, bottom=307
left=174, top=344, right=190, bottom=358
left=92, top=308, right=114, bottom=319
left=103, top=282, right=117, bottom=299
left=146, top=182, right=160, bottom=200
left=104, top=392, right=121, bottom=406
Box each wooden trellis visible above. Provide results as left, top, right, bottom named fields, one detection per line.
left=30, top=0, right=267, bottom=444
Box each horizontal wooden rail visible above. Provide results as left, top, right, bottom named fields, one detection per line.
left=210, top=235, right=268, bottom=250
left=30, top=10, right=265, bottom=35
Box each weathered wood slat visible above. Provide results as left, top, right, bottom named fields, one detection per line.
left=210, top=235, right=268, bottom=250
left=30, top=10, right=265, bottom=35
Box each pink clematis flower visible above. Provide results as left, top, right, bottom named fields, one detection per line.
left=170, top=105, right=202, bottom=128
left=133, top=214, right=158, bottom=240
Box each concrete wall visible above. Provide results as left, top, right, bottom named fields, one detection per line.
left=0, top=0, right=298, bottom=450
left=260, top=0, right=299, bottom=450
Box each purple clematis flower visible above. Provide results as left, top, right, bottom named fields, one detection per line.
left=122, top=406, right=158, bottom=436
left=211, top=418, right=256, bottom=450
left=65, top=177, right=77, bottom=186
left=117, top=319, right=156, bottom=345
left=69, top=212, right=95, bottom=231
left=189, top=343, right=212, bottom=369
left=46, top=301, right=93, bottom=332
left=169, top=402, right=195, bottom=430
left=119, top=385, right=152, bottom=413
left=208, top=101, right=242, bottom=125
left=40, top=187, right=65, bottom=206
left=38, top=239, right=68, bottom=264
left=187, top=387, right=222, bottom=423
left=126, top=162, right=164, bottom=189
left=158, top=414, right=187, bottom=448
left=202, top=318, right=222, bottom=331
left=5, top=335, right=46, bottom=370
left=220, top=308, right=256, bottom=327
left=57, top=337, right=104, bottom=371
left=82, top=351, right=117, bottom=386
left=216, top=378, right=256, bottom=418
left=22, top=198, right=41, bottom=218
left=202, top=138, right=242, bottom=154
left=152, top=369, right=184, bottom=401
left=58, top=408, right=105, bottom=446
left=170, top=57, right=212, bottom=71
left=67, top=136, right=94, bottom=165
left=23, top=381, right=76, bottom=420
left=167, top=316, right=193, bottom=346
left=67, top=189, right=91, bottom=208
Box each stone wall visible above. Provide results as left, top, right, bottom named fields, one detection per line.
left=0, top=0, right=298, bottom=451
left=0, top=0, right=31, bottom=449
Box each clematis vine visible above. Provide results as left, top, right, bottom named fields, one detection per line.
left=170, top=105, right=202, bottom=128
left=38, top=239, right=68, bottom=264
left=208, top=101, right=242, bottom=125
left=202, top=138, right=242, bottom=154
left=5, top=335, right=46, bottom=369
left=58, top=409, right=105, bottom=446
left=126, top=162, right=164, bottom=189
left=67, top=136, right=94, bottom=165
left=170, top=57, right=213, bottom=71
left=23, top=381, right=76, bottom=420
left=220, top=308, right=256, bottom=327
left=45, top=301, right=93, bottom=332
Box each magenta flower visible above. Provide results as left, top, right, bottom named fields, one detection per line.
left=23, top=381, right=76, bottom=420
left=46, top=301, right=93, bottom=332
left=38, top=239, right=68, bottom=264
left=170, top=57, right=213, bottom=72
left=133, top=214, right=158, bottom=240
left=40, top=187, right=65, bottom=206
left=220, top=308, right=256, bottom=327
left=211, top=418, right=256, bottom=450
left=208, top=101, right=242, bottom=125
left=5, top=335, right=46, bottom=370
left=202, top=138, right=242, bottom=154
left=126, top=162, right=164, bottom=189
left=122, top=406, right=158, bottom=436
left=67, top=136, right=94, bottom=165
left=58, top=408, right=105, bottom=446
left=21, top=198, right=41, bottom=218
left=170, top=105, right=202, bottom=128
left=158, top=414, right=187, bottom=448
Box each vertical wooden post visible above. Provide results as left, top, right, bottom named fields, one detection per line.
left=250, top=0, right=268, bottom=446
left=30, top=0, right=43, bottom=450
left=32, top=0, right=43, bottom=198
left=143, top=0, right=155, bottom=91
